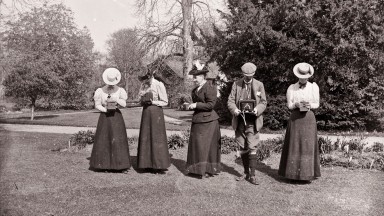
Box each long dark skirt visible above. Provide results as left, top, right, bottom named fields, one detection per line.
left=90, top=109, right=131, bottom=170
left=137, top=105, right=170, bottom=169
left=278, top=109, right=321, bottom=180
left=186, top=120, right=221, bottom=175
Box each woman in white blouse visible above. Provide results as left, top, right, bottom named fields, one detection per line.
left=136, top=70, right=170, bottom=174
left=278, top=62, right=321, bottom=182
left=90, top=68, right=131, bottom=173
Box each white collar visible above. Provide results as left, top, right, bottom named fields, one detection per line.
left=199, top=80, right=207, bottom=88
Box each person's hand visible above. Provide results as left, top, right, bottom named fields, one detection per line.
left=145, top=99, right=152, bottom=105
left=253, top=107, right=258, bottom=116
left=295, top=102, right=301, bottom=108
left=188, top=103, right=197, bottom=110
left=300, top=101, right=310, bottom=109
left=234, top=108, right=241, bottom=116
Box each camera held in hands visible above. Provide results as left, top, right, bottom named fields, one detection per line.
left=106, top=95, right=117, bottom=111
left=239, top=99, right=256, bottom=114
left=140, top=92, right=153, bottom=106
left=299, top=101, right=310, bottom=112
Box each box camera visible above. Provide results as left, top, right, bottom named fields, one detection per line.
left=141, top=92, right=153, bottom=105
left=106, top=101, right=117, bottom=111
left=239, top=100, right=256, bottom=113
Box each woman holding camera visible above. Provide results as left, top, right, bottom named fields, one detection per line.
left=90, top=68, right=131, bottom=173
left=137, top=70, right=170, bottom=174
left=185, top=61, right=221, bottom=178
left=278, top=62, right=321, bottom=181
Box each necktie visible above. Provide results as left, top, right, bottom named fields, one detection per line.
left=299, top=82, right=307, bottom=89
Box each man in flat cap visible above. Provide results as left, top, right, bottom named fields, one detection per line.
left=227, top=62, right=267, bottom=185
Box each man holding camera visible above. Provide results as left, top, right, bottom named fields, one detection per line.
left=227, top=62, right=267, bottom=185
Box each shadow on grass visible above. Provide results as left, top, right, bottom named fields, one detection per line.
left=234, top=158, right=285, bottom=182
left=128, top=156, right=169, bottom=174
left=254, top=161, right=313, bottom=184
left=234, top=159, right=313, bottom=184
left=221, top=162, right=243, bottom=177
left=171, top=156, right=243, bottom=179
left=14, top=115, right=58, bottom=120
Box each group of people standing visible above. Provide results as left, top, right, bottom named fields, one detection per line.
left=89, top=60, right=321, bottom=185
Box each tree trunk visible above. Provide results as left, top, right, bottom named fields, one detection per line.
left=182, top=0, right=193, bottom=78
left=125, top=71, right=129, bottom=99
left=30, top=101, right=35, bottom=120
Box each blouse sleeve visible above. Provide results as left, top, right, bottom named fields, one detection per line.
left=286, top=84, right=296, bottom=110
left=116, top=88, right=127, bottom=107
left=152, top=81, right=168, bottom=107
left=310, top=82, right=320, bottom=109
left=94, top=88, right=107, bottom=112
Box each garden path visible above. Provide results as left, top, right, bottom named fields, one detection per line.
left=1, top=123, right=383, bottom=146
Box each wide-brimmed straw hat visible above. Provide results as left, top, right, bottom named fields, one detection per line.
left=293, top=62, right=314, bottom=79
left=241, top=62, right=257, bottom=76
left=102, top=68, right=121, bottom=85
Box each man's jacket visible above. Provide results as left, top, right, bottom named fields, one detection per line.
left=227, top=78, right=267, bottom=132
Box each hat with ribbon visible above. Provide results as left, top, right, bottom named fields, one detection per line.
left=188, top=60, right=209, bottom=76
left=241, top=62, right=257, bottom=76
left=293, top=62, right=314, bottom=79
left=102, top=68, right=121, bottom=85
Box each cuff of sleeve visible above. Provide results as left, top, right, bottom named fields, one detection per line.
left=309, top=103, right=319, bottom=109
left=117, top=99, right=126, bottom=107
left=96, top=105, right=107, bottom=112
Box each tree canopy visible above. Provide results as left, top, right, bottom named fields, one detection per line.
left=208, top=0, right=384, bottom=131
left=2, top=3, right=95, bottom=118
left=106, top=28, right=145, bottom=99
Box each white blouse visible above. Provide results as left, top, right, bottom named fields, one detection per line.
left=94, top=87, right=128, bottom=112
left=286, top=82, right=320, bottom=110
left=138, top=78, right=168, bottom=107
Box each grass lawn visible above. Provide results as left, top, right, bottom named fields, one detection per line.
left=1, top=130, right=383, bottom=215
left=0, top=107, right=191, bottom=131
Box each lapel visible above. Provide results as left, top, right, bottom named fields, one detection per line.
left=251, top=78, right=258, bottom=97
left=236, top=78, right=243, bottom=104
left=196, top=82, right=208, bottom=101
left=236, top=78, right=260, bottom=103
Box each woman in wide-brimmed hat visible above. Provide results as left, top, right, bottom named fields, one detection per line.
left=278, top=62, right=321, bottom=182
left=136, top=69, right=170, bottom=174
left=185, top=60, right=221, bottom=178
left=90, top=68, right=131, bottom=173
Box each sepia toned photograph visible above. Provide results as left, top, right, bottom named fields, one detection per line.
left=0, top=0, right=383, bottom=215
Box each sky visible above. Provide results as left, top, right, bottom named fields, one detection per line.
left=1, top=0, right=227, bottom=53
left=61, top=0, right=140, bottom=53
left=60, top=0, right=227, bottom=53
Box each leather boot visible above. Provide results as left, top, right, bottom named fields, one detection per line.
left=248, top=154, right=259, bottom=185
left=236, top=153, right=250, bottom=181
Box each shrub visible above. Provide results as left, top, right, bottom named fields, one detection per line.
left=259, top=136, right=284, bottom=153
left=254, top=136, right=284, bottom=161
left=221, top=135, right=238, bottom=154
left=254, top=142, right=271, bottom=161
left=220, top=135, right=284, bottom=157
left=372, top=142, right=384, bottom=152
left=318, top=137, right=336, bottom=154
left=69, top=130, right=95, bottom=149
left=168, top=130, right=190, bottom=150
left=214, top=82, right=232, bottom=126
left=340, top=136, right=368, bottom=153
left=262, top=96, right=290, bottom=130
left=170, top=93, right=192, bottom=109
